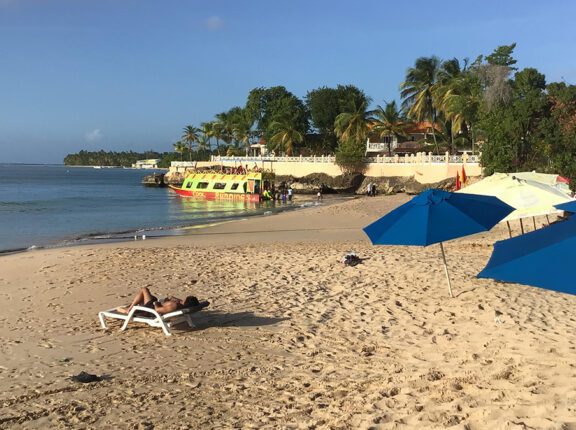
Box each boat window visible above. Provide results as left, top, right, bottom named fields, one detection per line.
left=213, top=182, right=227, bottom=190
left=196, top=182, right=209, bottom=189
left=185, top=182, right=193, bottom=189
left=230, top=183, right=239, bottom=190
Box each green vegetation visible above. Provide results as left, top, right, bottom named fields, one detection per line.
left=63, top=149, right=210, bottom=168
left=65, top=43, right=576, bottom=185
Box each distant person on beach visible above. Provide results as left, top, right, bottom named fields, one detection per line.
left=317, top=187, right=323, bottom=202
left=366, top=183, right=372, bottom=196
left=288, top=186, right=293, bottom=201
left=371, top=183, right=377, bottom=197
left=116, top=287, right=199, bottom=315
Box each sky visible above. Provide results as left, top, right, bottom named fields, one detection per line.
left=1, top=0, right=575, bottom=163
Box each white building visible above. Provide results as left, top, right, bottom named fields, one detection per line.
left=132, top=159, right=160, bottom=169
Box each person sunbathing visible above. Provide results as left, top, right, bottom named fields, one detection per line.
left=116, top=287, right=199, bottom=315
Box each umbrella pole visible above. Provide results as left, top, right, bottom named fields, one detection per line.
left=506, top=221, right=512, bottom=238
left=439, top=242, right=454, bottom=298
left=532, top=217, right=537, bottom=230
left=546, top=215, right=550, bottom=225
left=519, top=218, right=525, bottom=234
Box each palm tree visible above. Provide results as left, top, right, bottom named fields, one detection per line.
left=400, top=56, right=441, bottom=152
left=230, top=108, right=253, bottom=154
left=269, top=116, right=304, bottom=156
left=173, top=140, right=187, bottom=161
left=211, top=121, right=224, bottom=155
left=200, top=122, right=214, bottom=152
left=334, top=97, right=374, bottom=144
left=439, top=75, right=481, bottom=149
left=182, top=125, right=200, bottom=161
left=371, top=101, right=408, bottom=156
left=433, top=59, right=482, bottom=152
left=430, top=58, right=466, bottom=152
left=197, top=134, right=210, bottom=159
left=215, top=112, right=236, bottom=153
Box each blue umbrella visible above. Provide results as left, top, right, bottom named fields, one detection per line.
left=555, top=200, right=576, bottom=213
left=478, top=216, right=576, bottom=295
left=364, top=189, right=514, bottom=297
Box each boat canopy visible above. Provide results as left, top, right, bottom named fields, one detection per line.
left=181, top=171, right=264, bottom=195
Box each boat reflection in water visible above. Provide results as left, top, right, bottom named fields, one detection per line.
left=167, top=193, right=278, bottom=227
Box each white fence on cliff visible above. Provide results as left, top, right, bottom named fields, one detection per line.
left=206, top=152, right=480, bottom=165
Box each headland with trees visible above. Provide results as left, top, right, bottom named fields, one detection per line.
left=65, top=44, right=576, bottom=186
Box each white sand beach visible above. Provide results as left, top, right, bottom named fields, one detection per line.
left=0, top=194, right=575, bottom=429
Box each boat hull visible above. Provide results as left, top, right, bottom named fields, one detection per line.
left=169, top=185, right=261, bottom=202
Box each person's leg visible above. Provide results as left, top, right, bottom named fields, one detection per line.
left=140, top=287, right=154, bottom=304
left=117, top=287, right=153, bottom=313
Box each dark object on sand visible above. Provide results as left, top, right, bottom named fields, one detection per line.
left=71, top=371, right=102, bottom=383
left=341, top=252, right=362, bottom=267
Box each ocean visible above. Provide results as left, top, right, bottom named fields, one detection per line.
left=0, top=164, right=302, bottom=253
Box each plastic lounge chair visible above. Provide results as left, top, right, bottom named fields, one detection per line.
left=98, top=301, right=210, bottom=336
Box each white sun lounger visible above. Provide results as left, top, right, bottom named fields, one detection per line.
left=98, top=301, right=209, bottom=336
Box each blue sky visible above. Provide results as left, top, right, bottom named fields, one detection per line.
left=1, top=0, right=575, bottom=163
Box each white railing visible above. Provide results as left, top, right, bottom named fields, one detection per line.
left=366, top=152, right=480, bottom=164
left=171, top=161, right=198, bottom=168
left=210, top=152, right=480, bottom=165
left=211, top=155, right=337, bottom=164
left=366, top=142, right=393, bottom=152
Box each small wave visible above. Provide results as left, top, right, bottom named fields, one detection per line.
left=0, top=246, right=33, bottom=256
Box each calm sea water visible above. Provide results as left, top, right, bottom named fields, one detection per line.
left=0, top=164, right=297, bottom=253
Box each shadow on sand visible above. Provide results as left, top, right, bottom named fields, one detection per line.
left=185, top=310, right=289, bottom=331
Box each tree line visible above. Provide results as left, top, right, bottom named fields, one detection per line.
left=178, top=43, right=576, bottom=181
left=63, top=149, right=211, bottom=168
left=67, top=43, right=576, bottom=183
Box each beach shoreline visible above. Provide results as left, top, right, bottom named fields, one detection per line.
left=1, top=193, right=575, bottom=429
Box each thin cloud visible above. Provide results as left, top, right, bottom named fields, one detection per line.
left=85, top=129, right=103, bottom=142
left=204, top=16, right=224, bottom=31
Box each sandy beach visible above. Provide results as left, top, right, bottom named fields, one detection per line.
left=1, top=194, right=575, bottom=429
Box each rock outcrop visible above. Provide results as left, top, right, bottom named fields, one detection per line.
left=277, top=173, right=363, bottom=194
left=280, top=174, right=455, bottom=195
left=359, top=176, right=455, bottom=195
left=163, top=171, right=185, bottom=185
left=141, top=173, right=167, bottom=187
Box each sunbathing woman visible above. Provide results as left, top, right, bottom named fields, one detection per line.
left=117, top=287, right=199, bottom=315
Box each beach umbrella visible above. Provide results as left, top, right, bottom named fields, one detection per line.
left=555, top=200, right=576, bottom=213
left=458, top=173, right=572, bottom=222
left=511, top=171, right=572, bottom=196
left=363, top=189, right=514, bottom=297
left=478, top=217, right=576, bottom=295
